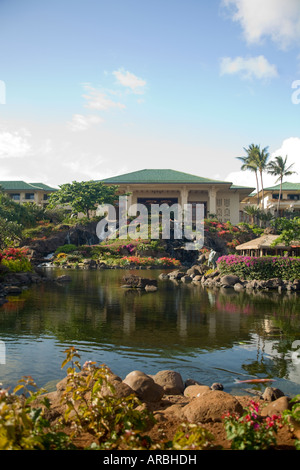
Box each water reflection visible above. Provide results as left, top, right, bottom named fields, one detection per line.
left=0, top=268, right=299, bottom=396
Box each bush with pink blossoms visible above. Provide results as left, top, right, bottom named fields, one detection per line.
left=217, top=254, right=300, bottom=281
left=223, top=400, right=282, bottom=450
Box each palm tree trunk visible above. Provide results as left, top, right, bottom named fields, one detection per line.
left=260, top=170, right=264, bottom=210
left=277, top=178, right=282, bottom=215
left=255, top=171, right=259, bottom=206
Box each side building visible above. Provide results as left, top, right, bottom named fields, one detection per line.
left=242, top=181, right=300, bottom=216
left=0, top=181, right=58, bottom=206
left=101, top=169, right=254, bottom=225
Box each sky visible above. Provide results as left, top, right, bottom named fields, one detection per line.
left=0, top=0, right=300, bottom=189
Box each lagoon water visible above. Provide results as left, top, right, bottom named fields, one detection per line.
left=0, top=268, right=300, bottom=397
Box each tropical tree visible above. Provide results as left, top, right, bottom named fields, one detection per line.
left=237, top=144, right=260, bottom=206
left=48, top=180, right=119, bottom=219
left=267, top=155, right=297, bottom=214
left=243, top=205, right=261, bottom=225
left=254, top=146, right=270, bottom=210
left=237, top=144, right=270, bottom=210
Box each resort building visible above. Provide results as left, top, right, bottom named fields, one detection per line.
left=0, top=181, right=57, bottom=206
left=242, top=182, right=300, bottom=216
left=101, top=169, right=254, bottom=225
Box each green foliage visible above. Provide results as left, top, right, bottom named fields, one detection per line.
left=271, top=217, right=300, bottom=246
left=55, top=244, right=77, bottom=254
left=0, top=376, right=73, bottom=450
left=48, top=180, right=119, bottom=219
left=171, top=423, right=214, bottom=450
left=223, top=400, right=282, bottom=450
left=60, top=347, right=154, bottom=449
left=1, top=247, right=33, bottom=273
left=282, top=394, right=300, bottom=450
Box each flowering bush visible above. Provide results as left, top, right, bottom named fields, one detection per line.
left=217, top=254, right=300, bottom=281
left=118, top=256, right=180, bottom=267
left=0, top=248, right=32, bottom=273
left=223, top=400, right=282, bottom=450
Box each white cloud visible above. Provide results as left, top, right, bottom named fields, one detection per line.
left=113, top=69, right=147, bottom=94
left=223, top=0, right=300, bottom=49
left=220, top=55, right=278, bottom=80
left=0, top=129, right=31, bottom=158
left=67, top=114, right=104, bottom=132
left=82, top=85, right=126, bottom=111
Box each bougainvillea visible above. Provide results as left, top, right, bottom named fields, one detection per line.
left=217, top=254, right=300, bottom=280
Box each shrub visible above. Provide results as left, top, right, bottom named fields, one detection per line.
left=217, top=254, right=300, bottom=281
left=59, top=347, right=154, bottom=449
left=55, top=244, right=77, bottom=254
left=223, top=400, right=282, bottom=450
left=1, top=247, right=33, bottom=273
left=0, top=376, right=73, bottom=450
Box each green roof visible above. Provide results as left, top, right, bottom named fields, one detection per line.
left=0, top=181, right=57, bottom=191
left=101, top=169, right=231, bottom=185
left=264, top=182, right=300, bottom=192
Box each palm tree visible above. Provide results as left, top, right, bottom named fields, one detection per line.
left=253, top=146, right=270, bottom=210
left=267, top=155, right=297, bottom=214
left=236, top=144, right=260, bottom=206
left=243, top=205, right=261, bottom=225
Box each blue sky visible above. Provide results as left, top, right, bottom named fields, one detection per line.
left=0, top=0, right=300, bottom=187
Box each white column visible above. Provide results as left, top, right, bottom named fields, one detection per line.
left=180, top=186, right=189, bottom=207
left=209, top=187, right=217, bottom=216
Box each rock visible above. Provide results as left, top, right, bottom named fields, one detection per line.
left=186, top=265, right=202, bottom=277
left=234, top=283, right=245, bottom=292
left=182, top=390, right=243, bottom=423
left=158, top=273, right=169, bottom=280
left=211, top=382, right=224, bottom=391
left=123, top=370, right=164, bottom=402
left=184, top=378, right=202, bottom=387
left=145, top=285, right=158, bottom=292
left=56, top=275, right=72, bottom=282
left=265, top=278, right=284, bottom=289
left=122, top=276, right=157, bottom=289
left=168, top=270, right=186, bottom=280
left=261, top=396, right=290, bottom=417
left=184, top=385, right=211, bottom=398
left=181, top=275, right=192, bottom=283
left=192, top=275, right=202, bottom=282
left=101, top=373, right=135, bottom=399
left=220, top=275, right=240, bottom=287
left=151, top=370, right=184, bottom=395
left=262, top=387, right=285, bottom=402
left=4, top=286, right=22, bottom=294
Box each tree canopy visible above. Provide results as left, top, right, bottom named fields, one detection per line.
left=48, top=180, right=119, bottom=218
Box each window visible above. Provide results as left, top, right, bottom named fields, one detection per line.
left=11, top=193, right=20, bottom=200
left=287, top=194, right=300, bottom=201
left=25, top=193, right=35, bottom=200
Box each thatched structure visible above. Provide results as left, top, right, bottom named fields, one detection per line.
left=236, top=234, right=300, bottom=257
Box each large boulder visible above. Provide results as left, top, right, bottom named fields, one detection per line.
left=182, top=390, right=243, bottom=423
left=220, top=275, right=240, bottom=287
left=122, top=276, right=157, bottom=289
left=151, top=370, right=184, bottom=395
left=261, top=396, right=290, bottom=417
left=123, top=370, right=164, bottom=402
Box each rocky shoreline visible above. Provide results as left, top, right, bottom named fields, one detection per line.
left=38, top=365, right=300, bottom=449
left=159, top=265, right=300, bottom=293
